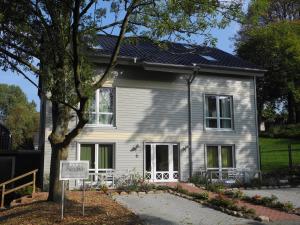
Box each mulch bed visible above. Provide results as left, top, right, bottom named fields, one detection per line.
left=0, top=192, right=142, bottom=225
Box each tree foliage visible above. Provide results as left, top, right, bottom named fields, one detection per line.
left=0, top=0, right=243, bottom=201
left=235, top=0, right=300, bottom=124
left=0, top=84, right=39, bottom=149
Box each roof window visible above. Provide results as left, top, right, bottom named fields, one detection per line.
left=201, top=55, right=217, bottom=61
left=91, top=43, right=104, bottom=50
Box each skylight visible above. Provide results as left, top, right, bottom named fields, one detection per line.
left=201, top=55, right=217, bottom=61
left=91, top=43, right=104, bottom=50
left=183, top=44, right=195, bottom=49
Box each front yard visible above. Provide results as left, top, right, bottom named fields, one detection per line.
left=0, top=192, right=141, bottom=225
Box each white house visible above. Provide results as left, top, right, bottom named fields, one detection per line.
left=40, top=35, right=265, bottom=189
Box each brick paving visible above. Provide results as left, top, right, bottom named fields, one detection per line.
left=163, top=182, right=300, bottom=222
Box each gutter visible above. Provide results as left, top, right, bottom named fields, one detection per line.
left=143, top=62, right=266, bottom=77
left=90, top=54, right=266, bottom=77
left=253, top=76, right=261, bottom=172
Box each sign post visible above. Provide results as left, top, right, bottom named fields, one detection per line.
left=59, top=160, right=89, bottom=220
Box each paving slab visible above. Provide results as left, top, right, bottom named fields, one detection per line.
left=115, top=193, right=262, bottom=225
left=242, top=188, right=300, bottom=208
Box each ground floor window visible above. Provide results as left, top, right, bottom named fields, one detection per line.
left=206, top=145, right=235, bottom=170
left=79, top=143, right=114, bottom=173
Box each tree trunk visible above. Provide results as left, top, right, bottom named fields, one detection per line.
left=47, top=102, right=71, bottom=202
left=287, top=92, right=296, bottom=124
left=48, top=145, right=68, bottom=202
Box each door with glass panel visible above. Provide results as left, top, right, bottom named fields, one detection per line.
left=145, top=143, right=179, bottom=182
left=79, top=143, right=114, bottom=182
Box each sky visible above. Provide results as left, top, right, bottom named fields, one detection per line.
left=0, top=0, right=249, bottom=112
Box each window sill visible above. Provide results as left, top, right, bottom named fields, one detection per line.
left=84, top=125, right=117, bottom=129
left=204, top=128, right=234, bottom=132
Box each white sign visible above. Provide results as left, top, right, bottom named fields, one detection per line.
left=59, top=160, right=89, bottom=180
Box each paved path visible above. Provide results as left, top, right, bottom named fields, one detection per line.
left=242, top=188, right=300, bottom=208
left=115, top=193, right=262, bottom=225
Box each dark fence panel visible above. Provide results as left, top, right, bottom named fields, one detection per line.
left=260, top=144, right=300, bottom=172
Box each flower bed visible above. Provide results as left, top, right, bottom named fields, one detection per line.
left=223, top=190, right=295, bottom=213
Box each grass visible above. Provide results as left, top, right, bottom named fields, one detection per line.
left=259, top=137, right=300, bottom=171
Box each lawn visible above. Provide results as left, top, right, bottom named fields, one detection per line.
left=259, top=137, right=300, bottom=172
left=0, top=192, right=141, bottom=225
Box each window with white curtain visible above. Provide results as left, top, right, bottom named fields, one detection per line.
left=205, top=95, right=233, bottom=129
left=87, top=88, right=114, bottom=126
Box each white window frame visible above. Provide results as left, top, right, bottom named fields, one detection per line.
left=204, top=94, right=233, bottom=131
left=86, top=87, right=115, bottom=127
left=205, top=144, right=235, bottom=171
left=77, top=142, right=115, bottom=173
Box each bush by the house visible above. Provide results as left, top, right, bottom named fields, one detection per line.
left=261, top=123, right=300, bottom=139
left=190, top=192, right=209, bottom=200
left=189, top=174, right=208, bottom=186
left=15, top=186, right=33, bottom=196
left=205, top=183, right=225, bottom=193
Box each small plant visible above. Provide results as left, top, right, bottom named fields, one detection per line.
left=206, top=183, right=224, bottom=193
left=242, top=194, right=294, bottom=212
left=99, top=184, right=109, bottom=194
left=282, top=202, right=294, bottom=211
left=155, top=185, right=170, bottom=191
left=245, top=208, right=256, bottom=216
left=174, top=185, right=189, bottom=195
left=15, top=186, right=33, bottom=196
left=190, top=192, right=209, bottom=200
left=224, top=190, right=244, bottom=199
left=189, top=174, right=207, bottom=186
left=208, top=194, right=236, bottom=209
left=139, top=182, right=155, bottom=192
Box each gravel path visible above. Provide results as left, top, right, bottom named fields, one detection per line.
left=242, top=188, right=300, bottom=208
left=115, top=193, right=262, bottom=225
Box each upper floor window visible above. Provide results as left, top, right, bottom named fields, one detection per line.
left=205, top=95, right=233, bottom=129
left=87, top=88, right=114, bottom=126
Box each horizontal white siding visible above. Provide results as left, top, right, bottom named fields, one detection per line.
left=42, top=68, right=258, bottom=189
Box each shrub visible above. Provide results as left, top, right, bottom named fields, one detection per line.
left=246, top=208, right=256, bottom=215
left=190, top=192, right=209, bottom=200
left=99, top=184, right=109, bottom=194
left=208, top=195, right=236, bottom=209
left=261, top=123, right=300, bottom=139
left=139, top=182, right=156, bottom=192
left=189, top=174, right=207, bottom=186
left=15, top=186, right=33, bottom=196
left=224, top=190, right=244, bottom=199
left=206, top=183, right=224, bottom=193
left=174, top=185, right=189, bottom=195
left=155, top=185, right=170, bottom=191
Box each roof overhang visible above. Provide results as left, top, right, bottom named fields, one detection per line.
left=143, top=62, right=266, bottom=77
left=89, top=54, right=266, bottom=77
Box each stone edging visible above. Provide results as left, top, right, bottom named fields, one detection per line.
left=166, top=190, right=263, bottom=221
left=109, top=189, right=168, bottom=196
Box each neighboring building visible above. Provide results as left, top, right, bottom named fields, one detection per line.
left=40, top=35, right=265, bottom=189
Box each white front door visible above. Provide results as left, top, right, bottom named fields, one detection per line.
left=145, top=143, right=179, bottom=182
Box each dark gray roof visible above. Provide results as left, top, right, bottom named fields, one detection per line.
left=91, top=35, right=261, bottom=70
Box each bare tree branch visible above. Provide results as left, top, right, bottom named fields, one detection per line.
left=0, top=47, right=40, bottom=75
left=94, top=1, right=138, bottom=89
left=79, top=0, right=96, bottom=18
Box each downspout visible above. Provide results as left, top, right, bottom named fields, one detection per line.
left=187, top=66, right=197, bottom=179
left=253, top=76, right=261, bottom=173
